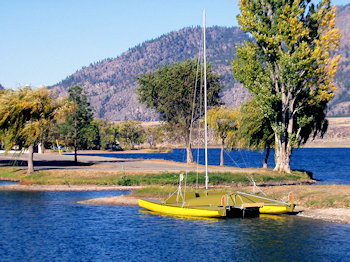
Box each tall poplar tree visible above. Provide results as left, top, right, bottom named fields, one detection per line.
left=232, top=0, right=340, bottom=173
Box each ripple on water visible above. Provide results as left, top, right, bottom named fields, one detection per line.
left=1, top=190, right=350, bottom=261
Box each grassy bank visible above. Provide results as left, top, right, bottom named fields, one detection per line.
left=131, top=185, right=350, bottom=209
left=0, top=166, right=312, bottom=186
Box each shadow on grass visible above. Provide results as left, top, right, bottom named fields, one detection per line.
left=0, top=159, right=94, bottom=170
left=294, top=169, right=316, bottom=181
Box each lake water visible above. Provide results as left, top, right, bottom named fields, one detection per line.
left=89, top=148, right=350, bottom=185
left=0, top=190, right=350, bottom=262
left=1, top=148, right=350, bottom=261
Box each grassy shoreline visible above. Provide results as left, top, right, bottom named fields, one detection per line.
left=130, top=185, right=350, bottom=209
left=2, top=166, right=349, bottom=224
left=0, top=166, right=313, bottom=186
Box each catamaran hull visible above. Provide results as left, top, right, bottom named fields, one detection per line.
left=138, top=199, right=225, bottom=218
left=139, top=193, right=295, bottom=218
left=259, top=205, right=295, bottom=214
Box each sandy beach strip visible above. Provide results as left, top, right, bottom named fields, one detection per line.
left=297, top=208, right=350, bottom=224
left=78, top=195, right=141, bottom=205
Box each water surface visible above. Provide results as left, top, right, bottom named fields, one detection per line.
left=0, top=190, right=349, bottom=261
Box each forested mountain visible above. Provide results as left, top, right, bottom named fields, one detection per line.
left=51, top=27, right=248, bottom=120
left=0, top=84, right=4, bottom=90
left=51, top=4, right=350, bottom=120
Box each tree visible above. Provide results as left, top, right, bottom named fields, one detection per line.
left=207, top=106, right=238, bottom=166
left=81, top=121, right=100, bottom=150
left=232, top=0, right=340, bottom=173
left=58, top=86, right=94, bottom=162
left=144, top=125, right=164, bottom=149
left=236, top=98, right=274, bottom=168
left=137, top=59, right=221, bottom=163
left=118, top=121, right=145, bottom=149
left=0, top=87, right=58, bottom=173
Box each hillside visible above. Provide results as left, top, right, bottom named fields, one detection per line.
left=331, top=4, right=350, bottom=115
left=52, top=26, right=249, bottom=120
left=0, top=84, right=4, bottom=90
left=51, top=4, right=350, bottom=120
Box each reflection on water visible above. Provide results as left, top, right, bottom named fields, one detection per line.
left=0, top=190, right=349, bottom=261
left=139, top=209, right=221, bottom=222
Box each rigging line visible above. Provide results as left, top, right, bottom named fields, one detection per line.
left=203, top=9, right=209, bottom=192
left=241, top=149, right=250, bottom=168
left=223, top=148, right=242, bottom=168
left=196, top=53, right=205, bottom=190
left=244, top=148, right=261, bottom=168
left=185, top=27, right=204, bottom=196
left=195, top=27, right=204, bottom=191
left=235, top=147, right=249, bottom=168
left=184, top=54, right=202, bottom=199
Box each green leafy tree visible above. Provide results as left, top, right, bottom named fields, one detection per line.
left=92, top=119, right=121, bottom=150
left=137, top=59, right=221, bottom=163
left=58, top=86, right=94, bottom=162
left=144, top=125, right=165, bottom=149
left=208, top=106, right=238, bottom=166
left=105, top=124, right=121, bottom=150
left=0, top=87, right=58, bottom=173
left=232, top=0, right=340, bottom=173
left=236, top=98, right=274, bottom=169
left=118, top=121, right=145, bottom=149
left=81, top=121, right=100, bottom=150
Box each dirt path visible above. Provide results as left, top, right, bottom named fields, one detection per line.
left=0, top=151, right=286, bottom=174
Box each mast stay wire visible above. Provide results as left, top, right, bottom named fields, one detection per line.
left=184, top=30, right=204, bottom=199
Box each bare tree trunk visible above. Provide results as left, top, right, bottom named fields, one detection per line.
left=186, top=143, right=194, bottom=163
left=40, top=142, right=45, bottom=154
left=274, top=133, right=292, bottom=173
left=263, top=147, right=270, bottom=169
left=185, top=130, right=194, bottom=163
left=220, top=139, right=225, bottom=166
left=74, top=116, right=78, bottom=163
left=74, top=138, right=78, bottom=163
left=273, top=133, right=281, bottom=171
left=28, top=144, right=34, bottom=174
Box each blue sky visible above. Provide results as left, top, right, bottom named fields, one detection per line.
left=1, top=0, right=349, bottom=89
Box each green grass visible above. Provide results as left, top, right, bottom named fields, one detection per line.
left=0, top=167, right=25, bottom=179
left=131, top=186, right=177, bottom=198
left=100, top=171, right=309, bottom=186
left=0, top=166, right=311, bottom=186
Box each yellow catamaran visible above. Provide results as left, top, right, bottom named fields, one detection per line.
left=139, top=10, right=295, bottom=218
left=139, top=191, right=295, bottom=218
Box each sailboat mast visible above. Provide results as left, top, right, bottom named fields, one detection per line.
left=203, top=9, right=209, bottom=192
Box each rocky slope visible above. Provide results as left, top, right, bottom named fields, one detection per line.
left=51, top=26, right=249, bottom=120
left=330, top=4, right=350, bottom=115
left=51, top=4, right=350, bottom=120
